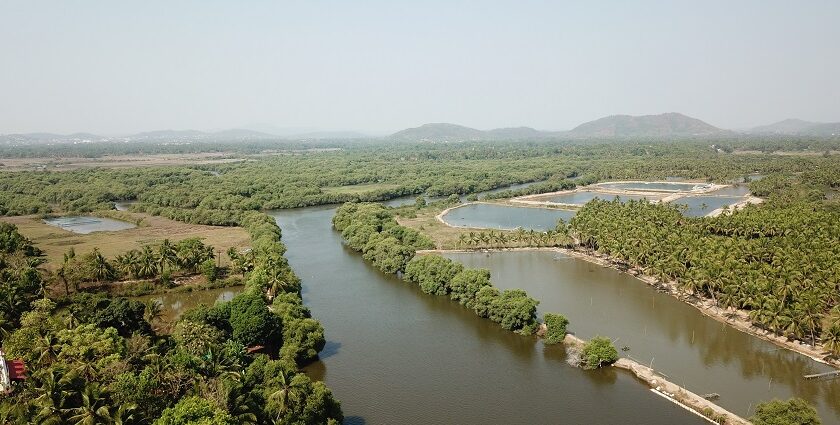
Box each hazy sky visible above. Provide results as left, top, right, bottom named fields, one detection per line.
left=2, top=1, right=839, bottom=135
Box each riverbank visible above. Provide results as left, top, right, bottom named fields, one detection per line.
left=419, top=246, right=840, bottom=370
left=560, top=334, right=748, bottom=424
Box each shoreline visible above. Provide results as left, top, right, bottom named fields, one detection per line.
left=562, top=333, right=749, bottom=425
left=418, top=246, right=840, bottom=369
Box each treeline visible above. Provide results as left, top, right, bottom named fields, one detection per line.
left=3, top=140, right=838, bottom=222
left=0, top=213, right=343, bottom=424
left=0, top=223, right=45, bottom=334
left=570, top=198, right=840, bottom=356
left=55, top=238, right=221, bottom=294
left=333, top=202, right=434, bottom=273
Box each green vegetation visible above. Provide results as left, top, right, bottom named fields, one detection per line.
left=581, top=337, right=619, bottom=369
left=570, top=190, right=840, bottom=355
left=0, top=213, right=342, bottom=424
left=542, top=313, right=569, bottom=345
left=56, top=237, right=217, bottom=294
left=333, top=202, right=433, bottom=274
left=751, top=398, right=821, bottom=425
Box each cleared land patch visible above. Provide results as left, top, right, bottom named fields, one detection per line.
left=0, top=212, right=250, bottom=269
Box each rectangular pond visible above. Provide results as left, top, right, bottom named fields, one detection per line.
left=542, top=191, right=663, bottom=206
left=44, top=216, right=136, bottom=234
left=441, top=203, right=575, bottom=231
left=670, top=196, right=744, bottom=217
left=596, top=181, right=709, bottom=192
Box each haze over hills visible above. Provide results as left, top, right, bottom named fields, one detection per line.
left=3, top=113, right=839, bottom=145
left=387, top=113, right=726, bottom=141
left=748, top=119, right=840, bottom=136
left=565, top=113, right=723, bottom=138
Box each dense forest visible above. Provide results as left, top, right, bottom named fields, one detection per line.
left=569, top=171, right=840, bottom=356
left=0, top=214, right=342, bottom=424
left=2, top=140, right=838, bottom=223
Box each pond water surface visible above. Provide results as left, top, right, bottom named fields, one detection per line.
left=441, top=203, right=575, bottom=231
left=133, top=286, right=240, bottom=322
left=671, top=196, right=744, bottom=217
left=542, top=191, right=662, bottom=206
left=44, top=216, right=136, bottom=234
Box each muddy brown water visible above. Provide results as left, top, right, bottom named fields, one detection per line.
left=443, top=250, right=840, bottom=424
left=146, top=203, right=838, bottom=424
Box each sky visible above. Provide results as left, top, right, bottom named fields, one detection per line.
left=1, top=1, right=839, bottom=135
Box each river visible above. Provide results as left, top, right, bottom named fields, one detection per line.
left=444, top=250, right=840, bottom=423
left=270, top=206, right=705, bottom=424
left=142, top=202, right=839, bottom=424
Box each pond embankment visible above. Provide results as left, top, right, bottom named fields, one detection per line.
left=561, top=333, right=750, bottom=425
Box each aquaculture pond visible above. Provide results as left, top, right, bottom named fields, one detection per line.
left=540, top=191, right=662, bottom=206
left=441, top=203, right=576, bottom=231
left=133, top=286, right=241, bottom=322
left=44, top=216, right=136, bottom=234
left=444, top=250, right=840, bottom=424
left=670, top=196, right=744, bottom=217
left=267, top=206, right=704, bottom=425
left=595, top=181, right=708, bottom=192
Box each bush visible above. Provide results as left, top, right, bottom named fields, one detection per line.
left=404, top=255, right=463, bottom=295
left=227, top=292, right=282, bottom=347
left=752, top=398, right=821, bottom=425
left=581, top=336, right=619, bottom=369
left=449, top=268, right=491, bottom=308
left=543, top=313, right=569, bottom=344
left=489, top=289, right=539, bottom=333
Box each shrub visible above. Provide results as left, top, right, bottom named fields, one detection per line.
left=543, top=313, right=569, bottom=344
left=581, top=336, right=619, bottom=369
left=752, top=398, right=821, bottom=425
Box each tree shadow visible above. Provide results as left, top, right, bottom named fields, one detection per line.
left=343, top=416, right=367, bottom=425
left=320, top=340, right=341, bottom=360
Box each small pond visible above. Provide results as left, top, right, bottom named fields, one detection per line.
left=541, top=191, right=662, bottom=206
left=44, top=216, right=136, bottom=234
left=441, top=203, right=575, bottom=231
left=132, top=286, right=242, bottom=322
left=596, top=181, right=709, bottom=192
left=670, top=196, right=744, bottom=217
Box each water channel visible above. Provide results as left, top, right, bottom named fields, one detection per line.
left=444, top=251, right=840, bottom=423
left=142, top=201, right=838, bottom=424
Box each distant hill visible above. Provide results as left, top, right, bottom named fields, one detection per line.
left=390, top=123, right=488, bottom=141
left=750, top=119, right=840, bottom=136
left=566, top=113, right=723, bottom=138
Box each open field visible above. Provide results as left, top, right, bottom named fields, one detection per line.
left=321, top=182, right=402, bottom=194
left=0, top=212, right=250, bottom=269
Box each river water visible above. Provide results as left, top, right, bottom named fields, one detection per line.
left=444, top=251, right=840, bottom=424
left=270, top=206, right=704, bottom=424
left=144, top=203, right=839, bottom=424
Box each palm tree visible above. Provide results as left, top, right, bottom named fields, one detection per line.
left=144, top=299, right=163, bottom=326
left=66, top=383, right=112, bottom=425
left=138, top=246, right=159, bottom=278
left=157, top=239, right=178, bottom=273
left=267, top=370, right=304, bottom=423
left=89, top=249, right=114, bottom=283
left=822, top=324, right=840, bottom=357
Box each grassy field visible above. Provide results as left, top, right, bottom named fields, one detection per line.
left=321, top=182, right=401, bottom=194
left=1, top=212, right=250, bottom=269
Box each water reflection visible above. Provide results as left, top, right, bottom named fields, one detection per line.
left=445, top=251, right=840, bottom=423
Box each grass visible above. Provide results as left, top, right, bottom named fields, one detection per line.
left=1, top=212, right=250, bottom=270
left=321, top=182, right=401, bottom=195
